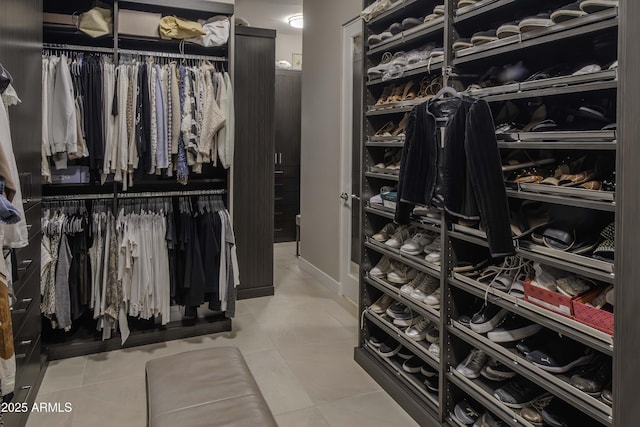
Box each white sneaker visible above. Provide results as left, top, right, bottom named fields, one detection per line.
left=385, top=226, right=414, bottom=249
left=400, top=272, right=426, bottom=295
left=400, top=232, right=435, bottom=255
left=404, top=317, right=431, bottom=341
left=428, top=342, right=440, bottom=357
left=424, top=236, right=441, bottom=263
left=370, top=294, right=394, bottom=314
left=387, top=263, right=417, bottom=284
left=370, top=256, right=392, bottom=278
left=372, top=223, right=397, bottom=242
left=410, top=275, right=439, bottom=300
left=424, top=288, right=441, bottom=307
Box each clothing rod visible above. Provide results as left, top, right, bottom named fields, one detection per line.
left=117, top=189, right=227, bottom=199
left=42, top=193, right=115, bottom=202
left=118, top=48, right=227, bottom=62
left=42, top=43, right=115, bottom=54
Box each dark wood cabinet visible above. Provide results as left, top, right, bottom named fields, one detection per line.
left=233, top=27, right=276, bottom=299
left=274, top=70, right=301, bottom=243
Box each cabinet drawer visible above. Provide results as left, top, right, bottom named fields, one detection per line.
left=14, top=267, right=39, bottom=304
left=10, top=293, right=36, bottom=334
left=274, top=165, right=299, bottom=179
left=15, top=336, right=42, bottom=393
left=13, top=302, right=40, bottom=352
left=23, top=203, right=41, bottom=242
left=13, top=231, right=40, bottom=284
left=274, top=177, right=299, bottom=195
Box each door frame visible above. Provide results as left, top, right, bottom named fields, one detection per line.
left=339, top=18, right=363, bottom=304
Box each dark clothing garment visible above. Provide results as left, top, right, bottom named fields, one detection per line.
left=136, top=64, right=152, bottom=176
left=396, top=95, right=514, bottom=258
left=198, top=213, right=221, bottom=295
left=81, top=56, right=104, bottom=179
left=179, top=212, right=206, bottom=310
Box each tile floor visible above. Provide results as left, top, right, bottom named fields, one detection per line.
left=26, top=242, right=418, bottom=427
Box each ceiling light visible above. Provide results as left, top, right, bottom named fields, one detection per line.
left=288, top=14, right=303, bottom=29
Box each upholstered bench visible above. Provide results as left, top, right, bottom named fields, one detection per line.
left=146, top=347, right=277, bottom=427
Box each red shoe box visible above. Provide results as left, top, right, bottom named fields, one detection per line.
left=524, top=279, right=575, bottom=317
left=572, top=292, right=614, bottom=336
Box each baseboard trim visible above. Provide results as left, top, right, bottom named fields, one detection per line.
left=237, top=286, right=275, bottom=300
left=298, top=257, right=340, bottom=294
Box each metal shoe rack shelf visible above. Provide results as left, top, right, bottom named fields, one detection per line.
left=354, top=0, right=636, bottom=425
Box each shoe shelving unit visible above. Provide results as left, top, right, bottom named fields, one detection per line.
left=354, top=0, right=633, bottom=426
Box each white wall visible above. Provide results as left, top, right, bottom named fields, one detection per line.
left=276, top=33, right=302, bottom=65
left=300, top=0, right=361, bottom=282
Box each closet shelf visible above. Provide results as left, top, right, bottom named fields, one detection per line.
left=448, top=275, right=614, bottom=355
left=365, top=240, right=442, bottom=278
left=452, top=10, right=618, bottom=65
left=365, top=205, right=442, bottom=231
left=366, top=101, right=421, bottom=116
left=497, top=140, right=616, bottom=150
left=354, top=347, right=441, bottom=426
left=368, top=21, right=445, bottom=56
left=367, top=60, right=444, bottom=87
left=497, top=130, right=616, bottom=143
left=365, top=141, right=406, bottom=147
left=449, top=322, right=614, bottom=425
left=476, top=79, right=617, bottom=103
left=365, top=205, right=396, bottom=220
left=365, top=172, right=400, bottom=181
left=447, top=371, right=537, bottom=427
left=363, top=343, right=440, bottom=410
left=367, top=0, right=427, bottom=27
left=365, top=276, right=440, bottom=324
left=365, top=310, right=440, bottom=369
left=367, top=135, right=406, bottom=143
left=506, top=189, right=616, bottom=212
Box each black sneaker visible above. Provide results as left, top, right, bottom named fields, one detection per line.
left=424, top=373, right=439, bottom=393
left=541, top=397, right=596, bottom=427
left=397, top=346, right=413, bottom=360
left=386, top=302, right=408, bottom=318
left=470, top=305, right=508, bottom=334
left=453, top=400, right=480, bottom=424
left=393, top=308, right=420, bottom=327
left=601, top=381, right=613, bottom=405
left=369, top=335, right=384, bottom=348
left=421, top=364, right=438, bottom=377
left=570, top=357, right=612, bottom=396
left=486, top=314, right=543, bottom=343
left=516, top=331, right=554, bottom=356
left=402, top=356, right=423, bottom=374
left=526, top=337, right=594, bottom=373
left=481, top=360, right=517, bottom=381
left=551, top=1, right=587, bottom=23
left=456, top=349, right=489, bottom=379
left=378, top=338, right=401, bottom=357
left=494, top=378, right=548, bottom=408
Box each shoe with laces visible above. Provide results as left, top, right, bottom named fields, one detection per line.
left=370, top=294, right=394, bottom=314
left=400, top=271, right=426, bottom=294
left=424, top=236, right=441, bottom=264
left=424, top=288, right=441, bottom=307
left=494, top=378, right=547, bottom=408
left=470, top=305, right=508, bottom=334
left=487, top=314, right=543, bottom=343
left=385, top=226, right=414, bottom=249
left=400, top=232, right=435, bottom=255
left=393, top=308, right=420, bottom=327
left=370, top=256, right=392, bottom=278
left=410, top=275, right=439, bottom=300
left=404, top=316, right=431, bottom=341
left=387, top=263, right=418, bottom=284
left=372, top=223, right=397, bottom=242
left=456, top=349, right=489, bottom=379
left=454, top=400, right=481, bottom=425
left=386, top=301, right=407, bottom=318
left=521, top=395, right=554, bottom=426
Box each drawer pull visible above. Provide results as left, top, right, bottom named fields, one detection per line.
left=274, top=171, right=284, bottom=175
left=18, top=259, right=33, bottom=272
left=11, top=297, right=33, bottom=313
left=19, top=340, right=32, bottom=346
left=21, top=385, right=31, bottom=391
left=15, top=353, right=26, bottom=359
left=26, top=224, right=33, bottom=232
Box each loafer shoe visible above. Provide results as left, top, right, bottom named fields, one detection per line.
left=494, top=378, right=548, bottom=408
left=456, top=349, right=488, bottom=379
left=453, top=38, right=474, bottom=51
left=401, top=17, right=423, bottom=30
left=402, top=356, right=424, bottom=373
left=580, top=0, right=619, bottom=13
left=471, top=29, right=498, bottom=45
left=552, top=1, right=587, bottom=22
left=486, top=314, right=543, bottom=343
left=370, top=255, right=392, bottom=278
left=454, top=400, right=480, bottom=424
left=470, top=305, right=508, bottom=334
left=370, top=294, right=394, bottom=314
left=497, top=20, right=520, bottom=38
left=372, top=223, right=397, bottom=242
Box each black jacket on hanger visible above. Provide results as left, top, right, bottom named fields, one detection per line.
left=395, top=95, right=514, bottom=258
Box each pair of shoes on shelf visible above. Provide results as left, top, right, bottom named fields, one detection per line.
left=400, top=273, right=441, bottom=307
left=369, top=255, right=418, bottom=284
left=373, top=113, right=409, bottom=137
